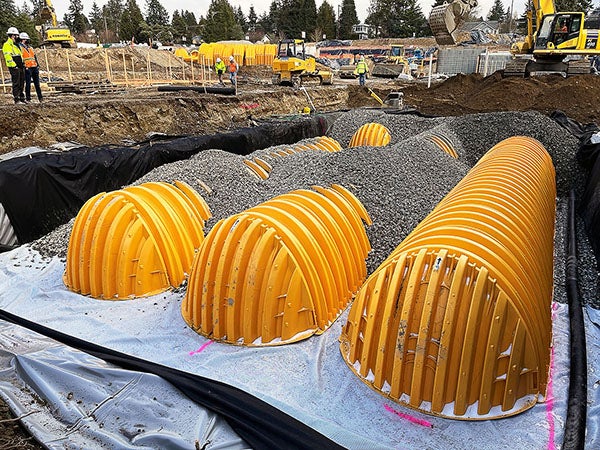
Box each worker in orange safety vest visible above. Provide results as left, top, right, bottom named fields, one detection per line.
left=228, top=55, right=238, bottom=87
left=18, top=32, right=43, bottom=103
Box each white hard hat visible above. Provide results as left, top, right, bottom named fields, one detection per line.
left=7, top=27, right=19, bottom=36
left=216, top=57, right=221, bottom=62
left=19, top=32, right=29, bottom=40
left=229, top=55, right=234, bottom=61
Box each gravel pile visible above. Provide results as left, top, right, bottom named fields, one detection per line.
left=32, top=109, right=598, bottom=307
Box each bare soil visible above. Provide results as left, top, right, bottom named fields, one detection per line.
left=1, top=48, right=600, bottom=447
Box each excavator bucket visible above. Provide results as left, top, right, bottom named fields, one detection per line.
left=428, top=0, right=478, bottom=45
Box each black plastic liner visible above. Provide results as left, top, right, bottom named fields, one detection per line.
left=0, top=308, right=344, bottom=450
left=552, top=110, right=600, bottom=266
left=0, top=115, right=331, bottom=244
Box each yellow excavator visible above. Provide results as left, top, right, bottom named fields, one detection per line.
left=272, top=39, right=333, bottom=87
left=428, top=0, right=600, bottom=76
left=39, top=0, right=76, bottom=48
left=505, top=1, right=600, bottom=76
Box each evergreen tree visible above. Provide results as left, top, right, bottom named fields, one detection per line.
left=234, top=6, right=246, bottom=32
left=368, top=0, right=427, bottom=38
left=247, top=6, right=257, bottom=30
left=266, top=0, right=280, bottom=34
left=64, top=0, right=89, bottom=34
left=145, top=0, right=169, bottom=26
left=202, top=0, right=243, bottom=42
left=278, top=0, right=304, bottom=38
left=120, top=0, right=145, bottom=42
left=316, top=1, right=336, bottom=40
left=487, top=0, right=505, bottom=21
left=0, top=0, right=18, bottom=34
left=103, top=0, right=124, bottom=40
left=13, top=6, right=38, bottom=46
left=89, top=2, right=104, bottom=34
left=338, top=0, right=358, bottom=39
left=257, top=11, right=273, bottom=33
left=303, top=0, right=317, bottom=37
left=555, top=0, right=593, bottom=11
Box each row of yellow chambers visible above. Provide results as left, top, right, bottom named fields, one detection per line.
left=174, top=40, right=278, bottom=66
left=63, top=126, right=556, bottom=421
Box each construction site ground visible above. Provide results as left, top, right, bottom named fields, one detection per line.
left=1, top=47, right=599, bottom=449
left=0, top=51, right=599, bottom=155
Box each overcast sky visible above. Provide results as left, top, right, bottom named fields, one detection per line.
left=51, top=0, right=527, bottom=29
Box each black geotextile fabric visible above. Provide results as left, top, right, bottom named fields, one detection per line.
left=551, top=110, right=600, bottom=265
left=0, top=115, right=329, bottom=244
left=0, top=309, right=344, bottom=450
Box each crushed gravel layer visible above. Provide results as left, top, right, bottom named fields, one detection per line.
left=32, top=109, right=599, bottom=308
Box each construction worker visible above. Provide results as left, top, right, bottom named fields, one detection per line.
left=18, top=32, right=43, bottom=103
left=3, top=27, right=26, bottom=104
left=354, top=55, right=369, bottom=86
left=228, top=55, right=238, bottom=87
left=214, top=57, right=226, bottom=85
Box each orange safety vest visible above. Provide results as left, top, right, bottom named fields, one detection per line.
left=21, top=46, right=37, bottom=68
left=228, top=60, right=238, bottom=73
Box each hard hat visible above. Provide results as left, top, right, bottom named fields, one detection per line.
left=302, top=106, right=311, bottom=114
left=19, top=32, right=29, bottom=40
left=216, top=57, right=221, bottom=63
left=7, top=27, right=19, bottom=36
left=229, top=55, right=234, bottom=61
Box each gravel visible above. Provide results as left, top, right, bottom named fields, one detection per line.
left=32, top=109, right=599, bottom=307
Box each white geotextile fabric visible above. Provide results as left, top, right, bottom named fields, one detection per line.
left=0, top=245, right=597, bottom=449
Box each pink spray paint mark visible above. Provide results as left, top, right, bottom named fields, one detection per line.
left=546, top=302, right=558, bottom=450
left=189, top=340, right=213, bottom=356
left=384, top=404, right=433, bottom=428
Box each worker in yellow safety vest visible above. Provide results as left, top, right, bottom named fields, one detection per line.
left=354, top=55, right=369, bottom=86
left=228, top=55, right=238, bottom=87
left=214, top=57, right=226, bottom=85
left=18, top=32, right=43, bottom=103
left=3, top=27, right=26, bottom=103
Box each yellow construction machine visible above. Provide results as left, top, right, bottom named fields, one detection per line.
left=272, top=39, right=333, bottom=87
left=505, top=1, right=600, bottom=76
left=428, top=0, right=477, bottom=45
left=39, top=0, right=76, bottom=48
left=371, top=44, right=411, bottom=78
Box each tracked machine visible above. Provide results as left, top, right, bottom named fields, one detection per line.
left=39, top=0, right=76, bottom=48
left=272, top=39, right=333, bottom=87
left=505, top=2, right=600, bottom=76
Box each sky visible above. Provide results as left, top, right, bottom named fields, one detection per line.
left=51, top=0, right=526, bottom=28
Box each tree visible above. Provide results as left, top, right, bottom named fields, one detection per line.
left=555, top=0, right=593, bottom=11
left=247, top=6, right=257, bottom=30
left=88, top=2, right=104, bottom=34
left=338, top=0, right=358, bottom=39
left=202, top=0, right=243, bottom=42
left=0, top=0, right=18, bottom=35
left=368, top=0, right=428, bottom=38
left=487, top=0, right=505, bottom=21
left=316, top=1, right=336, bottom=40
left=303, top=0, right=317, bottom=37
left=234, top=5, right=246, bottom=32
left=145, top=0, right=169, bottom=26
left=278, top=0, right=305, bottom=38
left=103, top=0, right=124, bottom=41
left=64, top=0, right=89, bottom=34
left=120, top=0, right=145, bottom=42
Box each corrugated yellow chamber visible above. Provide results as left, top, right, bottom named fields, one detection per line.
left=340, top=136, right=556, bottom=419
left=182, top=184, right=371, bottom=346
left=348, top=122, right=392, bottom=147
left=64, top=181, right=211, bottom=300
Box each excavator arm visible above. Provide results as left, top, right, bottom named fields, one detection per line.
left=40, top=0, right=58, bottom=27
left=429, top=0, right=478, bottom=45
